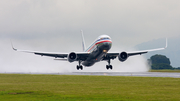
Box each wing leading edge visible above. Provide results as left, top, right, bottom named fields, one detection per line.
left=11, top=43, right=90, bottom=61
left=11, top=38, right=167, bottom=63
left=104, top=38, right=167, bottom=60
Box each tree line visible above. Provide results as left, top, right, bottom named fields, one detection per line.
left=148, top=54, right=180, bottom=70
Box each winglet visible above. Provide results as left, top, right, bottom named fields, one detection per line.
left=81, top=30, right=86, bottom=52
left=165, top=38, right=168, bottom=49
left=10, top=40, right=17, bottom=51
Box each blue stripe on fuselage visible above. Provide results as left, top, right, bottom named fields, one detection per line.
left=85, top=38, right=111, bottom=52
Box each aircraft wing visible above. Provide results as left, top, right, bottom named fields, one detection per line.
left=12, top=47, right=68, bottom=58
left=103, top=38, right=167, bottom=60
left=12, top=46, right=90, bottom=61
left=103, top=47, right=166, bottom=60
left=127, top=38, right=167, bottom=56
left=127, top=47, right=166, bottom=56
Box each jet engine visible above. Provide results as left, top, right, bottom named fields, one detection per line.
left=118, top=52, right=128, bottom=62
left=68, top=52, right=77, bottom=62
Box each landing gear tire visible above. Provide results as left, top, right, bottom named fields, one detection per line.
left=109, top=65, right=113, bottom=69
left=77, top=65, right=79, bottom=70
left=106, top=65, right=109, bottom=70
left=77, top=65, right=83, bottom=70
left=80, top=65, right=83, bottom=70
left=106, top=65, right=113, bottom=70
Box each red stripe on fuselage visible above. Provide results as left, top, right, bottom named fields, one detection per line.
left=95, top=40, right=112, bottom=45
left=87, top=40, right=112, bottom=52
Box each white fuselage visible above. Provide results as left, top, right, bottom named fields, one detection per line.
left=82, top=35, right=112, bottom=66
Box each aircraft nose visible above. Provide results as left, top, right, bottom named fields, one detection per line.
left=103, top=42, right=112, bottom=50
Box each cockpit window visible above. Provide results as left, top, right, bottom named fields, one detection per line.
left=98, top=37, right=110, bottom=41
left=104, top=37, right=110, bottom=40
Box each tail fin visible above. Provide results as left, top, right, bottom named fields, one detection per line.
left=81, top=30, right=86, bottom=52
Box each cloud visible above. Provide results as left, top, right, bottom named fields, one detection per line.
left=0, top=0, right=180, bottom=46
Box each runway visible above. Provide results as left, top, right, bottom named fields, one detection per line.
left=2, top=72, right=180, bottom=78
left=56, top=72, right=180, bottom=78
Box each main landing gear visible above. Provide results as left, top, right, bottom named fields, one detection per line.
left=77, top=60, right=83, bottom=70
left=77, top=65, right=83, bottom=70
left=106, top=59, right=113, bottom=70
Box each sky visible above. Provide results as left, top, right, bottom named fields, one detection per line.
left=0, top=0, right=180, bottom=73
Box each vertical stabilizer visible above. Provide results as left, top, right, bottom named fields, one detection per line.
left=81, top=30, right=86, bottom=52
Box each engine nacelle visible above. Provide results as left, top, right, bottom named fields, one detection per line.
left=68, top=52, right=77, bottom=62
left=118, top=52, right=128, bottom=62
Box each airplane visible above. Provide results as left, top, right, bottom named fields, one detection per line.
left=12, top=31, right=167, bottom=70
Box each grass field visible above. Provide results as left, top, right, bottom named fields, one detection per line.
left=0, top=74, right=180, bottom=101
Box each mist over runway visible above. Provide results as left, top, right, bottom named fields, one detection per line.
left=54, top=72, right=180, bottom=78
left=67, top=72, right=180, bottom=78
left=2, top=72, right=180, bottom=78
left=0, top=39, right=151, bottom=73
